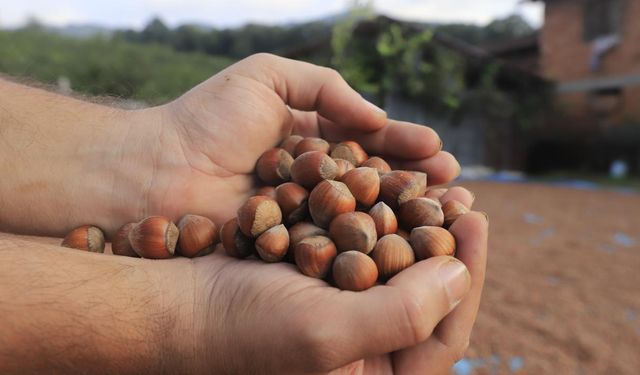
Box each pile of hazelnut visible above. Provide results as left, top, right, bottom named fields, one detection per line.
left=61, top=136, right=469, bottom=291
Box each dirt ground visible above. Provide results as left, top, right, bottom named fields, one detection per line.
left=450, top=181, right=640, bottom=375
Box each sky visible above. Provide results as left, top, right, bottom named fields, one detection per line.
left=0, top=0, right=544, bottom=29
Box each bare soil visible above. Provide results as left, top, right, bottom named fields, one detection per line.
left=451, top=182, right=640, bottom=375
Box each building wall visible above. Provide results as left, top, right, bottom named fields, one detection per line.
left=540, top=0, right=640, bottom=120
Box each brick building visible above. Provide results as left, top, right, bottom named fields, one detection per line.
left=535, top=0, right=640, bottom=125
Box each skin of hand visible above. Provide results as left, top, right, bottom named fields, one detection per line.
left=0, top=54, right=487, bottom=374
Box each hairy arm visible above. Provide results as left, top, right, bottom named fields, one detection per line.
left=0, top=234, right=193, bottom=374
left=0, top=78, right=154, bottom=237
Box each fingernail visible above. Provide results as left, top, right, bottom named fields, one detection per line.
left=480, top=211, right=489, bottom=224
left=365, top=100, right=387, bottom=118
left=439, top=259, right=470, bottom=308
left=439, top=139, right=443, bottom=151
left=469, top=190, right=476, bottom=203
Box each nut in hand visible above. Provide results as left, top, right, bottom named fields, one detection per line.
left=368, top=202, right=398, bottom=238
left=275, top=182, right=309, bottom=225
left=255, top=148, right=294, bottom=185
left=220, top=218, right=255, bottom=258
left=379, top=170, right=427, bottom=209
left=332, top=251, right=378, bottom=291
left=255, top=224, right=289, bottom=262
left=290, top=151, right=338, bottom=189
left=280, top=135, right=304, bottom=156
left=361, top=156, right=391, bottom=174
left=399, top=197, right=444, bottom=229
left=409, top=226, right=456, bottom=260
left=308, top=180, right=356, bottom=228
left=61, top=225, right=105, bottom=253
left=237, top=196, right=282, bottom=237
left=177, top=214, right=219, bottom=258
left=340, top=167, right=380, bottom=208
left=330, top=141, right=368, bottom=166
left=112, top=223, right=138, bottom=257
left=294, top=235, right=337, bottom=278
left=129, top=216, right=179, bottom=259
left=294, top=137, right=330, bottom=157
left=329, top=212, right=377, bottom=254
left=371, top=234, right=415, bottom=279
left=334, top=158, right=355, bottom=179
left=442, top=200, right=469, bottom=228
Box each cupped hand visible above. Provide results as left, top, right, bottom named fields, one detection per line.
left=155, top=189, right=486, bottom=374
left=126, top=53, right=459, bottom=229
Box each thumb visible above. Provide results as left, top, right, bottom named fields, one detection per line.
left=304, top=256, right=471, bottom=371
left=235, top=53, right=387, bottom=132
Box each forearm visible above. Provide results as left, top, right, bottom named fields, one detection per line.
left=0, top=79, right=152, bottom=236
left=0, top=234, right=194, bottom=374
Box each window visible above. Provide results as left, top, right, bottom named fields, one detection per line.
left=583, top=0, right=624, bottom=41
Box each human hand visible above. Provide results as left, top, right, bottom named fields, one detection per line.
left=153, top=187, right=486, bottom=374
left=119, top=53, right=460, bottom=233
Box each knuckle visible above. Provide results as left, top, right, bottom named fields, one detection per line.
left=321, top=67, right=344, bottom=83
left=248, top=52, right=279, bottom=65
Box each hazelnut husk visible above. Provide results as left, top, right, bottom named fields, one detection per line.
left=379, top=170, right=427, bottom=209
left=442, top=200, right=469, bottom=228
left=177, top=214, right=219, bottom=258
left=237, top=196, right=282, bottom=237
left=255, top=224, right=289, bottom=263
left=294, top=235, right=337, bottom=278
left=129, top=216, right=179, bottom=259
left=334, top=158, right=355, bottom=179
left=371, top=234, right=415, bottom=279
left=330, top=141, right=368, bottom=166
left=294, top=137, right=330, bottom=157
left=308, top=180, right=356, bottom=228
left=255, top=148, right=294, bottom=185
left=361, top=156, right=391, bottom=174
left=368, top=202, right=398, bottom=238
left=332, top=251, right=378, bottom=291
left=409, top=226, right=456, bottom=260
left=280, top=135, right=304, bottom=156
left=220, top=218, right=255, bottom=258
left=290, top=151, right=338, bottom=189
left=61, top=225, right=105, bottom=253
left=399, top=197, right=444, bottom=229
left=275, top=182, right=309, bottom=225
left=112, top=223, right=138, bottom=257
left=329, top=212, right=377, bottom=254
left=340, top=167, right=380, bottom=208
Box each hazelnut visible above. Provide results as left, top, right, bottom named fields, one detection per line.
left=294, top=235, right=337, bottom=278
left=379, top=170, right=427, bottom=209
left=176, top=214, right=219, bottom=258
left=308, top=180, right=356, bottom=228
left=396, top=228, right=410, bottom=241
left=275, top=182, right=309, bottom=225
left=286, top=222, right=328, bottom=263
left=330, top=141, right=368, bottom=166
left=340, top=167, right=380, bottom=208
left=334, top=158, right=355, bottom=179
left=112, top=223, right=138, bottom=257
left=237, top=196, right=282, bottom=237
left=442, top=200, right=469, bottom=228
left=409, top=226, right=456, bottom=260
left=61, top=225, right=105, bottom=253
left=221, top=218, right=255, bottom=258
left=371, top=234, right=415, bottom=279
left=332, top=251, right=378, bottom=291
left=361, top=156, right=391, bottom=174
left=329, top=212, right=377, bottom=254
left=399, top=198, right=444, bottom=229
left=294, top=137, right=330, bottom=157
left=255, top=186, right=277, bottom=200
left=255, top=224, right=289, bottom=263
left=290, top=151, right=338, bottom=189
left=280, top=135, right=304, bottom=156
left=129, top=216, right=179, bottom=259
left=255, top=148, right=294, bottom=185
left=368, top=202, right=398, bottom=238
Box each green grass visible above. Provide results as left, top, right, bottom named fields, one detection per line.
left=0, top=28, right=234, bottom=104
